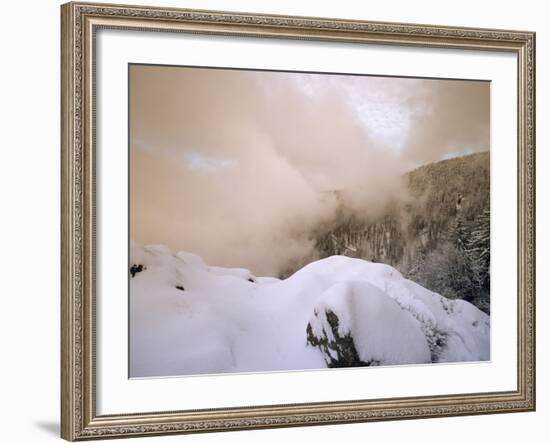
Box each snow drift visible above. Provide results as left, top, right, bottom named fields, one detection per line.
left=130, top=242, right=490, bottom=377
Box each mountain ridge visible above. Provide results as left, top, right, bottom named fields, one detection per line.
left=312, top=151, right=490, bottom=312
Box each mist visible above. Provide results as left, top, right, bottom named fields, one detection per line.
left=130, top=65, right=489, bottom=276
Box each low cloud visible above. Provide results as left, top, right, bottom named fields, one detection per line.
left=130, top=66, right=489, bottom=276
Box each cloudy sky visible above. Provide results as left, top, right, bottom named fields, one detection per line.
left=130, top=65, right=489, bottom=275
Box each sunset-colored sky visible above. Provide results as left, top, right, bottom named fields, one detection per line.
left=130, top=65, right=489, bottom=275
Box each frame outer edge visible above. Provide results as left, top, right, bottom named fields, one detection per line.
left=527, top=31, right=536, bottom=411
left=532, top=31, right=536, bottom=411
left=61, top=2, right=77, bottom=441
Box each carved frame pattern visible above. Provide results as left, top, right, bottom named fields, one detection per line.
left=61, top=2, right=535, bottom=440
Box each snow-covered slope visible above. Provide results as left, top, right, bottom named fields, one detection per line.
left=130, top=242, right=490, bottom=377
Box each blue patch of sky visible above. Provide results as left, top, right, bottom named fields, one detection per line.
left=183, top=151, right=238, bottom=173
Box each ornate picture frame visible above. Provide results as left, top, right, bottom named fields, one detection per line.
left=61, top=2, right=535, bottom=440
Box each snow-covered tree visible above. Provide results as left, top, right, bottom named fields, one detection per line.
left=467, top=207, right=490, bottom=311
left=447, top=211, right=470, bottom=252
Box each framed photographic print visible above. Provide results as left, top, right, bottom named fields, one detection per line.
left=61, top=1, right=536, bottom=440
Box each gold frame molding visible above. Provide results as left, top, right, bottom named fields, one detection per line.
left=61, top=2, right=536, bottom=440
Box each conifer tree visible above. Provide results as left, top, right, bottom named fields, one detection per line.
left=447, top=212, right=470, bottom=252
left=467, top=207, right=490, bottom=309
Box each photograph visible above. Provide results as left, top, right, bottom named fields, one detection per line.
left=129, top=65, right=491, bottom=378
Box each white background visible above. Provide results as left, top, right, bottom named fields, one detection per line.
left=0, top=0, right=547, bottom=442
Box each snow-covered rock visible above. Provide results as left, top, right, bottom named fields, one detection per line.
left=306, top=281, right=432, bottom=367
left=129, top=242, right=490, bottom=377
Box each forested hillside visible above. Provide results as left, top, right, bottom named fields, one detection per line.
left=314, top=152, right=490, bottom=313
